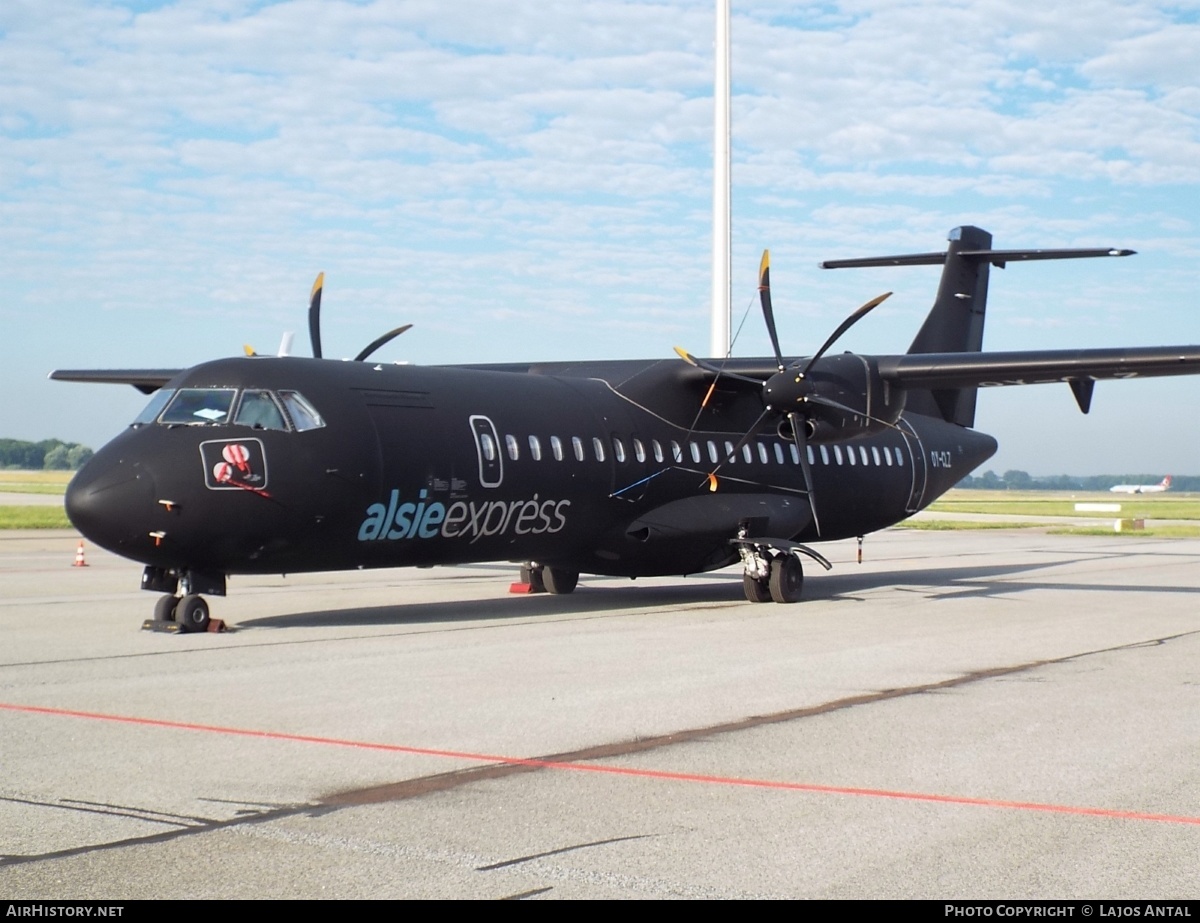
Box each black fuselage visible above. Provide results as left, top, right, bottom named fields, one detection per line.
left=65, top=355, right=997, bottom=581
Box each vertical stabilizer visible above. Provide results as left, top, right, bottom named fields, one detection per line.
left=905, top=225, right=993, bottom=426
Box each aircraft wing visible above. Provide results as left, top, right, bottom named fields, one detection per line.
left=878, top=345, right=1200, bottom=415
left=879, top=346, right=1200, bottom=388
left=49, top=369, right=183, bottom=394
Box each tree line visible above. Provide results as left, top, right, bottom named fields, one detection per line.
left=957, top=470, right=1199, bottom=491
left=0, top=439, right=94, bottom=470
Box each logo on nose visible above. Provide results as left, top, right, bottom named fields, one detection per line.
left=200, top=438, right=268, bottom=491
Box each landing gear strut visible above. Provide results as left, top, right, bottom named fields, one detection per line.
left=142, top=566, right=225, bottom=633
left=733, top=528, right=832, bottom=604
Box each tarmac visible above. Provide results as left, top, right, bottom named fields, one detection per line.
left=1, top=526, right=1198, bottom=899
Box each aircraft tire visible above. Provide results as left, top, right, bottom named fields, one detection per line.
left=743, top=574, right=772, bottom=603
left=542, top=567, right=578, bottom=595
left=175, top=594, right=210, bottom=633
left=769, top=555, right=803, bottom=604
left=153, top=594, right=178, bottom=623
left=520, top=564, right=546, bottom=593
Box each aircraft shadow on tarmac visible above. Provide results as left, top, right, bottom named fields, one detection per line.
left=237, top=550, right=1200, bottom=630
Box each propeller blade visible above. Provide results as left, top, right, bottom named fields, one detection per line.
left=805, top=393, right=903, bottom=431
left=308, top=272, right=325, bottom=359
left=802, top=291, right=891, bottom=374
left=788, top=412, right=821, bottom=537
left=758, top=250, right=785, bottom=371
left=703, top=406, right=774, bottom=488
left=672, top=347, right=763, bottom=385
left=243, top=344, right=257, bottom=357
left=353, top=324, right=413, bottom=363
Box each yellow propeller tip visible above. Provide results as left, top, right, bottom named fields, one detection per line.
left=673, top=346, right=697, bottom=366
left=243, top=344, right=257, bottom=357
left=707, top=473, right=719, bottom=492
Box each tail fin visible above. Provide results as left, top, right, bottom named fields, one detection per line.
left=820, top=226, right=1134, bottom=428
left=1163, top=476, right=1172, bottom=489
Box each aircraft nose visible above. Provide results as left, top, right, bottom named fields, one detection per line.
left=66, top=452, right=157, bottom=555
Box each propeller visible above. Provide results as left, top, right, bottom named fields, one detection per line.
left=304, top=272, right=413, bottom=362
left=677, top=249, right=893, bottom=536
left=308, top=272, right=325, bottom=359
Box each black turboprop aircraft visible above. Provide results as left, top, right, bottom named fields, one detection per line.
left=53, top=226, right=1200, bottom=631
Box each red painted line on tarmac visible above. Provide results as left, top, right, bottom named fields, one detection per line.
left=5, top=700, right=1199, bottom=827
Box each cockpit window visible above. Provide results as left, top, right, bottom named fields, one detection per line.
left=235, top=390, right=288, bottom=431
left=159, top=389, right=237, bottom=425
left=133, top=389, right=176, bottom=425
left=278, top=391, right=325, bottom=431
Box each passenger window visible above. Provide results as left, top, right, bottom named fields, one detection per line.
left=872, top=446, right=881, bottom=466
left=774, top=443, right=785, bottom=464
left=807, top=445, right=815, bottom=465
left=550, top=436, right=563, bottom=461
left=895, top=447, right=905, bottom=467
left=160, top=388, right=237, bottom=425
left=758, top=443, right=769, bottom=464
left=742, top=444, right=753, bottom=464
left=133, top=389, right=175, bottom=425
left=612, top=437, right=626, bottom=463
left=884, top=446, right=893, bottom=466
left=505, top=434, right=520, bottom=461
left=820, top=445, right=829, bottom=465
left=236, top=390, right=288, bottom=431
left=279, top=391, right=326, bottom=431
left=592, top=437, right=606, bottom=462
left=528, top=435, right=542, bottom=461
left=480, top=433, right=496, bottom=462
left=572, top=437, right=585, bottom=461
left=790, top=443, right=800, bottom=465
left=834, top=445, right=843, bottom=465
left=672, top=441, right=684, bottom=463
left=848, top=445, right=857, bottom=465
left=633, top=439, right=646, bottom=463
left=860, top=446, right=869, bottom=465
left=652, top=440, right=664, bottom=463
left=690, top=442, right=701, bottom=464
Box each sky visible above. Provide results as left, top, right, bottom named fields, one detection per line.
left=3, top=0, right=1199, bottom=476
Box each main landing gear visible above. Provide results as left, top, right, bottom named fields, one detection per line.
left=142, top=566, right=225, bottom=633
left=734, top=530, right=832, bottom=604
left=518, top=563, right=580, bottom=595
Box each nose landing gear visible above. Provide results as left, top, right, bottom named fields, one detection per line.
left=141, top=566, right=226, bottom=633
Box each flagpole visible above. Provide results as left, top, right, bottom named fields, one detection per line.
left=710, top=0, right=731, bottom=359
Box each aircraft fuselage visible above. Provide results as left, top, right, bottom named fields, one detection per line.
left=65, top=355, right=997, bottom=584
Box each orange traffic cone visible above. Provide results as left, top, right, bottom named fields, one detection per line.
left=73, top=540, right=89, bottom=567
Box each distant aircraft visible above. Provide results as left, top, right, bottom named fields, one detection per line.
left=52, top=226, right=1200, bottom=630
left=1110, top=476, right=1172, bottom=494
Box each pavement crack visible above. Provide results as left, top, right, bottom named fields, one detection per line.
left=476, top=834, right=653, bottom=871
left=322, top=627, right=1200, bottom=808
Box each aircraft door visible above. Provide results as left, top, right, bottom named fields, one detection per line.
left=469, top=414, right=503, bottom=488
left=898, top=418, right=928, bottom=513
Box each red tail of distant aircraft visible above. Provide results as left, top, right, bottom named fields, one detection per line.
left=1110, top=476, right=1172, bottom=494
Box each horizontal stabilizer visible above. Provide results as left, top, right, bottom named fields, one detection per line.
left=821, top=247, right=1134, bottom=270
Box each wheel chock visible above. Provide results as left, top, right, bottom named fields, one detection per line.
left=142, top=619, right=182, bottom=633
left=509, top=582, right=544, bottom=594
left=141, top=618, right=227, bottom=633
